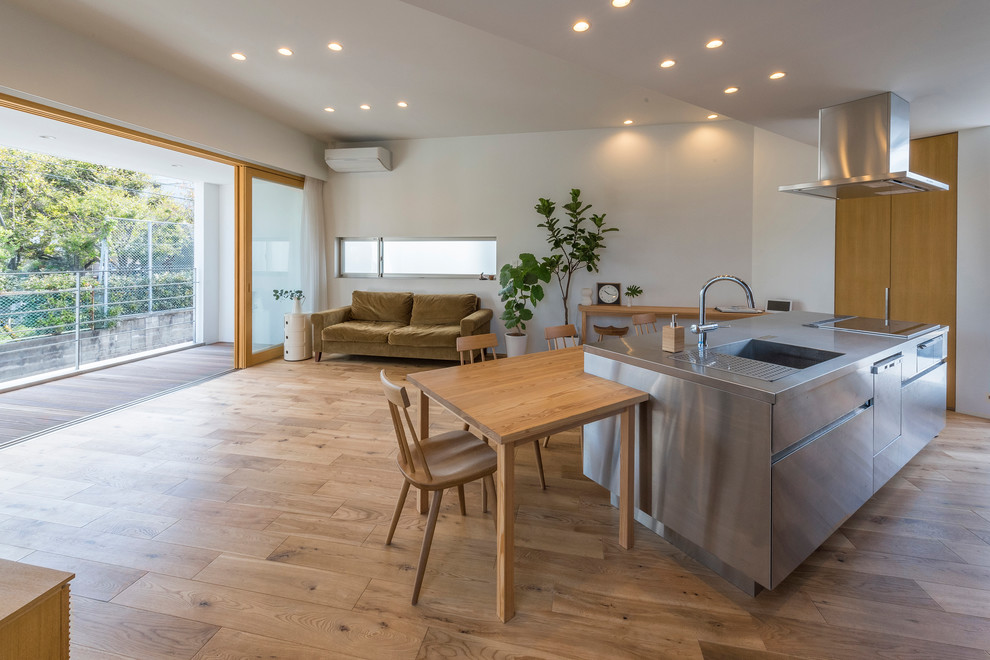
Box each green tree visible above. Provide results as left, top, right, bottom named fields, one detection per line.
left=0, top=147, right=193, bottom=272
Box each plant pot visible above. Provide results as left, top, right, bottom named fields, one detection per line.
left=505, top=333, right=527, bottom=358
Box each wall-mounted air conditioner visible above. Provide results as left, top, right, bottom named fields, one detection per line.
left=325, top=147, right=392, bottom=173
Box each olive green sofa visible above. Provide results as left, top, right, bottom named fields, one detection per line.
left=311, top=290, right=493, bottom=362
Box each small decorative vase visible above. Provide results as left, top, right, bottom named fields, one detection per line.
left=292, top=298, right=303, bottom=315
left=580, top=288, right=593, bottom=306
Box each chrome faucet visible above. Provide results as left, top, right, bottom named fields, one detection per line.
left=690, top=275, right=755, bottom=349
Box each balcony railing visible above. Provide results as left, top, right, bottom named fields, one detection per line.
left=0, top=268, right=197, bottom=384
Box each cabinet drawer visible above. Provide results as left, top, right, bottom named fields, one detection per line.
left=771, top=405, right=873, bottom=587
left=772, top=367, right=872, bottom=453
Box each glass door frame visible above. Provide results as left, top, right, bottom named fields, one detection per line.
left=234, top=165, right=305, bottom=368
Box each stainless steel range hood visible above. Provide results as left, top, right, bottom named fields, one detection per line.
left=778, top=92, right=949, bottom=200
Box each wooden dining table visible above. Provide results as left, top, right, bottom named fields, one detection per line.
left=407, top=346, right=649, bottom=622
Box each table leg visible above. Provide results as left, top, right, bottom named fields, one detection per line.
left=496, top=442, right=515, bottom=622
left=619, top=404, right=635, bottom=549
left=416, top=390, right=430, bottom=514
left=581, top=309, right=589, bottom=345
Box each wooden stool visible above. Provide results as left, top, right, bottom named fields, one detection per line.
left=593, top=324, right=629, bottom=341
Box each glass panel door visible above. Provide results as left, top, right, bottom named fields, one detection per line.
left=235, top=167, right=304, bottom=367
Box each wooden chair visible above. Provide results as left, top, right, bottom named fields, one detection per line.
left=381, top=370, right=498, bottom=605
left=541, top=323, right=580, bottom=447
left=631, top=313, right=658, bottom=336
left=456, top=334, right=546, bottom=490
left=545, top=324, right=579, bottom=350
left=456, top=333, right=498, bottom=365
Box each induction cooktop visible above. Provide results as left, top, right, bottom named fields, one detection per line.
left=806, top=315, right=937, bottom=339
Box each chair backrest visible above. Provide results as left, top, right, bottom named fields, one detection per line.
left=380, top=370, right=432, bottom=480
left=545, top=324, right=579, bottom=350
left=631, top=313, right=658, bottom=336
left=456, top=333, right=499, bottom=365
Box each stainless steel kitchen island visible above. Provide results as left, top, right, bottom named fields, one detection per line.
left=582, top=310, right=948, bottom=594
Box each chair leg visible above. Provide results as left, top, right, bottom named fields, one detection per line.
left=412, top=488, right=444, bottom=605
left=457, top=484, right=467, bottom=515
left=542, top=435, right=550, bottom=448
left=386, top=480, right=411, bottom=545
left=533, top=440, right=547, bottom=490
left=483, top=474, right=497, bottom=529
left=482, top=478, right=488, bottom=513
left=315, top=351, right=322, bottom=362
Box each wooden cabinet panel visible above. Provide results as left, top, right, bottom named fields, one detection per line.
left=891, top=133, right=957, bottom=409
left=834, top=133, right=957, bottom=409
left=0, top=559, right=73, bottom=660
left=835, top=196, right=891, bottom=318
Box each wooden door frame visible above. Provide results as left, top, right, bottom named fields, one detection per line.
left=234, top=166, right=306, bottom=368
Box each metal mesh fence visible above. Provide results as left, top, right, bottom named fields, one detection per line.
left=0, top=218, right=196, bottom=382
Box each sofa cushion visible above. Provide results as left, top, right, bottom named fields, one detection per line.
left=324, top=320, right=405, bottom=344
left=388, top=324, right=461, bottom=349
left=351, top=291, right=413, bottom=323
left=410, top=294, right=477, bottom=326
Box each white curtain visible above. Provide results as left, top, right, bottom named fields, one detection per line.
left=300, top=176, right=328, bottom=313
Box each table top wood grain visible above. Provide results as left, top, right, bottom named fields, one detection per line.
left=408, top=347, right=648, bottom=446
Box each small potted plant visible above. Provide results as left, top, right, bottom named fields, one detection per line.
left=624, top=284, right=643, bottom=307
left=498, top=253, right=552, bottom=357
left=273, top=289, right=305, bottom=315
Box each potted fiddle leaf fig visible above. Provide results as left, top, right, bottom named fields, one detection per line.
left=498, top=253, right=552, bottom=357
left=536, top=188, right=618, bottom=324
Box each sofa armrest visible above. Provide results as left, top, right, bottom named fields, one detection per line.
left=311, top=306, right=352, bottom=339
left=460, top=308, right=493, bottom=336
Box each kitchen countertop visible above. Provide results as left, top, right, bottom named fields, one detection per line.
left=583, top=310, right=947, bottom=404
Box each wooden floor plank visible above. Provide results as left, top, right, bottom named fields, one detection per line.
left=0, top=355, right=987, bottom=658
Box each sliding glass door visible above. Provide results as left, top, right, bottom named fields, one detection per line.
left=235, top=167, right=304, bottom=367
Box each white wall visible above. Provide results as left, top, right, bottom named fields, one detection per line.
left=325, top=120, right=827, bottom=351
left=0, top=2, right=327, bottom=180
left=751, top=128, right=836, bottom=312
left=217, top=183, right=236, bottom=343
left=956, top=126, right=990, bottom=418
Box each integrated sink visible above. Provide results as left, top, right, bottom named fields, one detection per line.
left=671, top=340, right=844, bottom=382
left=713, top=339, right=844, bottom=370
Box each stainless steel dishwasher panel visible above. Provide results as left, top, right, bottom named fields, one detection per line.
left=872, top=354, right=903, bottom=455
left=583, top=353, right=773, bottom=588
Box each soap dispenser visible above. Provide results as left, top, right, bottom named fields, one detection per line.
left=662, top=314, right=684, bottom=353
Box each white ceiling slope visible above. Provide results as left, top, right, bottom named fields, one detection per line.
left=9, top=0, right=990, bottom=146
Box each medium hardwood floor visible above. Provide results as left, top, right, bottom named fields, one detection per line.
left=0, top=354, right=988, bottom=659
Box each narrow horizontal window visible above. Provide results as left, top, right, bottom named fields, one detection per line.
left=336, top=237, right=496, bottom=278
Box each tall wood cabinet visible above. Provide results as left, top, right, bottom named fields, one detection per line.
left=835, top=132, right=957, bottom=408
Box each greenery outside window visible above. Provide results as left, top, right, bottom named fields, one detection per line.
left=337, top=237, right=496, bottom=278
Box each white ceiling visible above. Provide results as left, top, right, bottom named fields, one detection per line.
left=5, top=0, right=990, bottom=152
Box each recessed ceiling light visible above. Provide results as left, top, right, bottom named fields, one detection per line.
left=724, top=86, right=739, bottom=94
left=277, top=47, right=293, bottom=56
left=623, top=119, right=634, bottom=125
left=324, top=107, right=335, bottom=113
left=360, top=104, right=371, bottom=110
left=769, top=71, right=786, bottom=80
left=573, top=20, right=591, bottom=32
left=612, top=0, right=631, bottom=7
left=327, top=42, right=343, bottom=52
left=706, top=39, right=724, bottom=49
left=707, top=114, right=719, bottom=119
left=39, top=135, right=56, bottom=140
left=659, top=59, right=676, bottom=68
left=170, top=164, right=183, bottom=168
left=231, top=52, right=246, bottom=61
left=397, top=101, right=408, bottom=108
